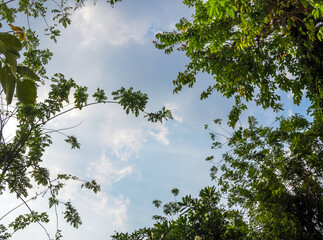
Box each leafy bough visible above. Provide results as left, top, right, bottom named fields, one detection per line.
left=0, top=72, right=173, bottom=239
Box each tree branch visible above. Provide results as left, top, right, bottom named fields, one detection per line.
left=0, top=0, right=15, bottom=8
left=5, top=179, right=51, bottom=239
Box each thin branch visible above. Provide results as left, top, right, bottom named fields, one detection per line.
left=0, top=189, right=49, bottom=221
left=0, top=0, right=15, bottom=8
left=1, top=123, right=34, bottom=179
left=38, top=100, right=118, bottom=127
left=50, top=0, right=63, bottom=12
left=43, top=120, right=83, bottom=134
left=218, top=124, right=232, bottom=136
left=209, top=129, right=229, bottom=140
left=26, top=5, right=31, bottom=30
left=5, top=179, right=51, bottom=239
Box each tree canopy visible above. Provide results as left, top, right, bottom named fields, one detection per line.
left=113, top=0, right=323, bottom=239
left=1, top=0, right=322, bottom=239
left=154, top=0, right=322, bottom=126
left=112, top=187, right=248, bottom=240
left=0, top=0, right=172, bottom=239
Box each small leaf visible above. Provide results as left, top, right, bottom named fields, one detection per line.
left=64, top=135, right=81, bottom=149
left=64, top=202, right=82, bottom=228
left=243, top=129, right=249, bottom=138
left=9, top=24, right=23, bottom=32
left=227, top=8, right=235, bottom=18
left=18, top=31, right=25, bottom=42
left=152, top=200, right=162, bottom=208
left=9, top=24, right=25, bottom=42
left=300, top=0, right=308, bottom=8
left=16, top=79, right=37, bottom=104
left=171, top=188, right=179, bottom=197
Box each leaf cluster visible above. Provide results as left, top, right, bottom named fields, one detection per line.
left=0, top=32, right=38, bottom=105
left=112, top=187, right=248, bottom=240
left=154, top=0, right=323, bottom=126
left=114, top=1, right=323, bottom=239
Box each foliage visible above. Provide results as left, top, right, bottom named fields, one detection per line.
left=0, top=71, right=170, bottom=238
left=207, top=114, right=323, bottom=239
left=154, top=0, right=323, bottom=127
left=0, top=31, right=38, bottom=105
left=0, top=0, right=172, bottom=239
left=0, top=0, right=124, bottom=106
left=115, top=0, right=323, bottom=239
left=112, top=187, right=248, bottom=240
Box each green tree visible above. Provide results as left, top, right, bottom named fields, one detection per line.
left=0, top=0, right=172, bottom=239
left=112, top=187, right=248, bottom=240
left=153, top=0, right=323, bottom=126
left=114, top=0, right=323, bottom=239
left=207, top=115, right=323, bottom=239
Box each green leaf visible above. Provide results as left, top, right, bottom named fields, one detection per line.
left=17, top=66, right=40, bottom=81
left=81, top=180, right=101, bottom=193
left=300, top=0, right=309, bottom=8
left=64, top=135, right=81, bottom=149
left=92, top=88, right=107, bottom=102
left=0, top=65, right=16, bottom=104
left=226, top=8, right=235, bottom=18
left=4, top=51, right=18, bottom=76
left=16, top=79, right=37, bottom=104
left=64, top=201, right=82, bottom=228
left=0, top=33, right=22, bottom=53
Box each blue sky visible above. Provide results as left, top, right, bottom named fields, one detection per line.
left=0, top=0, right=311, bottom=239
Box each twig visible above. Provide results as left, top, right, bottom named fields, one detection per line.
left=38, top=100, right=118, bottom=127
left=0, top=189, right=48, bottom=221
left=0, top=0, right=15, bottom=8
left=43, top=120, right=83, bottom=134
left=5, top=180, right=51, bottom=239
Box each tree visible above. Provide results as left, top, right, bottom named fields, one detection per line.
left=112, top=187, right=248, bottom=240
left=207, top=115, right=323, bottom=239
left=114, top=0, right=323, bottom=239
left=114, top=115, right=322, bottom=240
left=0, top=0, right=172, bottom=239
left=153, top=0, right=322, bottom=126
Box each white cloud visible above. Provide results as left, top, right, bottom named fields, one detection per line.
left=168, top=23, right=177, bottom=31
left=100, top=125, right=144, bottom=161
left=91, top=194, right=130, bottom=231
left=59, top=180, right=80, bottom=201
left=149, top=124, right=170, bottom=146
left=1, top=114, right=18, bottom=143
left=4, top=190, right=131, bottom=239
left=72, top=5, right=150, bottom=48
left=287, top=91, right=294, bottom=99
left=165, top=103, right=183, bottom=123
left=87, top=154, right=133, bottom=185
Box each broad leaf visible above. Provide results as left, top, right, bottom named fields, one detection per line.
left=0, top=66, right=16, bottom=104
left=0, top=33, right=22, bottom=53
left=16, top=79, right=37, bottom=104
left=17, top=66, right=40, bottom=81
left=4, top=51, right=18, bottom=76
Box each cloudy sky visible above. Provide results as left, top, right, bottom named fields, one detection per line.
left=0, top=0, right=310, bottom=239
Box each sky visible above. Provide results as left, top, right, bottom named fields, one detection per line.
left=0, top=0, right=311, bottom=239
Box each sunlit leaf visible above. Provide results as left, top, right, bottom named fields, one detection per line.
left=16, top=79, right=37, bottom=104
left=0, top=33, right=22, bottom=52
left=9, top=24, right=23, bottom=32
left=9, top=24, right=25, bottom=42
